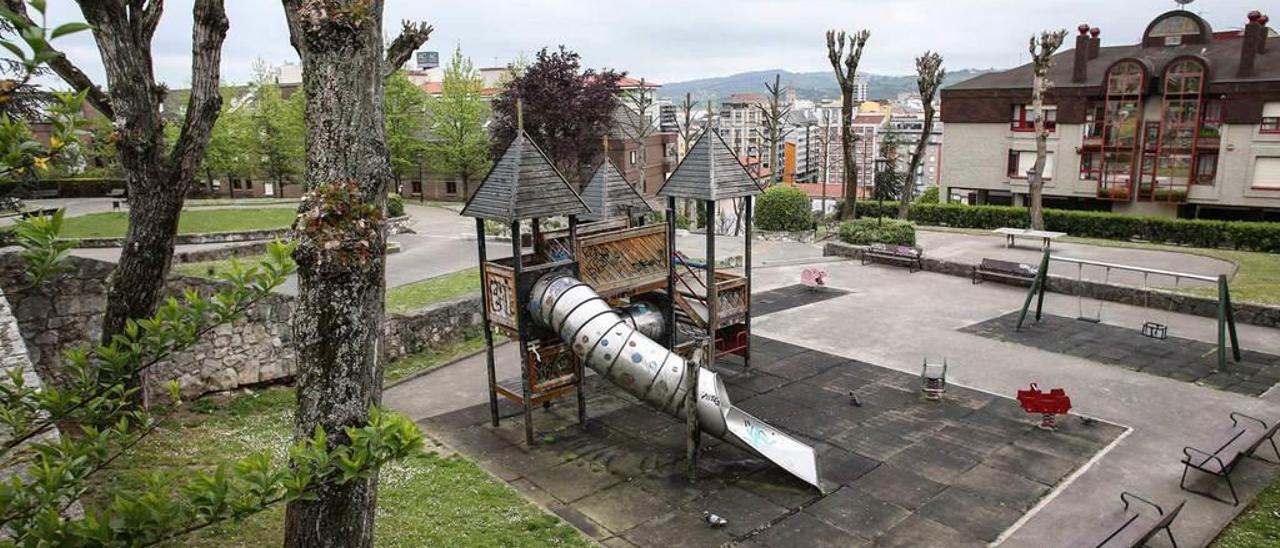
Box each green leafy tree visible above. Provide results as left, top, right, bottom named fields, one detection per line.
left=249, top=63, right=305, bottom=196
left=199, top=86, right=255, bottom=196
left=385, top=70, right=430, bottom=191
left=424, top=47, right=491, bottom=198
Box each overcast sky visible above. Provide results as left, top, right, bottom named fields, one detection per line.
left=39, top=0, right=1263, bottom=87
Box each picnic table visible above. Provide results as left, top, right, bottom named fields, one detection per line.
left=993, top=227, right=1066, bottom=249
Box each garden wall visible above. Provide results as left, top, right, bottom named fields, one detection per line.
left=823, top=241, right=1280, bottom=329
left=0, top=254, right=483, bottom=399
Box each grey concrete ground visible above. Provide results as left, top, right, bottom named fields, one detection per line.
left=387, top=255, right=1280, bottom=547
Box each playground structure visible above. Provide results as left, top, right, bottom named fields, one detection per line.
left=1015, top=248, right=1241, bottom=370
left=461, top=119, right=820, bottom=490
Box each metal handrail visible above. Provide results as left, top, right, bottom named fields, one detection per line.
left=1050, top=255, right=1218, bottom=283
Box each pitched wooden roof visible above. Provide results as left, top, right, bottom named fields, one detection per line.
left=461, top=131, right=591, bottom=221
left=580, top=159, right=653, bottom=221
left=658, top=130, right=763, bottom=201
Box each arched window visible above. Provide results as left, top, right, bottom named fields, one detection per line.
left=1148, top=58, right=1210, bottom=202
left=1096, top=61, right=1146, bottom=201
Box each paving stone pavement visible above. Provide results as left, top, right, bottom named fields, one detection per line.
left=421, top=336, right=1124, bottom=547
left=961, top=312, right=1280, bottom=396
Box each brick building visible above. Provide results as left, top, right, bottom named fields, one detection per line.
left=940, top=9, right=1280, bottom=220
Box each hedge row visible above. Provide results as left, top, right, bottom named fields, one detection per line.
left=838, top=218, right=916, bottom=246
left=846, top=202, right=1280, bottom=253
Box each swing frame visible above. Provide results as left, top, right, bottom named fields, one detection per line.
left=1015, top=249, right=1241, bottom=370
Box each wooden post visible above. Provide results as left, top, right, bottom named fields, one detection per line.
left=743, top=196, right=753, bottom=369
left=569, top=214, right=586, bottom=427
left=512, top=219, right=535, bottom=445
left=666, top=196, right=677, bottom=350
left=477, top=218, right=499, bottom=427
left=688, top=199, right=715, bottom=481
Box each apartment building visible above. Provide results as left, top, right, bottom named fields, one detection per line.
left=718, top=93, right=766, bottom=163
left=887, top=108, right=944, bottom=193
left=940, top=9, right=1280, bottom=220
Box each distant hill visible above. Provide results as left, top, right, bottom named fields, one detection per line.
left=656, top=68, right=1000, bottom=103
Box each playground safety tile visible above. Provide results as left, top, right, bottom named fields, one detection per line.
left=916, top=486, right=1024, bottom=542
left=683, top=485, right=792, bottom=538
left=982, top=444, right=1079, bottom=486
left=736, top=466, right=823, bottom=509
left=751, top=284, right=851, bottom=317
left=886, top=440, right=982, bottom=484
left=576, top=483, right=675, bottom=533
left=620, top=506, right=735, bottom=548
left=951, top=465, right=1050, bottom=511
left=752, top=509, right=870, bottom=547
left=522, top=455, right=627, bottom=504
left=814, top=444, right=881, bottom=487
left=830, top=425, right=918, bottom=462
left=874, top=514, right=986, bottom=548
left=851, top=464, right=947, bottom=511
left=804, top=486, right=909, bottom=540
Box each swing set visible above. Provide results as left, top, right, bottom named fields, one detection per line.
left=1015, top=248, right=1241, bottom=369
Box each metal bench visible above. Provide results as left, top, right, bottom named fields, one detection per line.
left=1064, top=492, right=1184, bottom=548
left=861, top=243, right=924, bottom=273
left=1180, top=411, right=1280, bottom=505
left=993, top=227, right=1066, bottom=249
left=18, top=208, right=58, bottom=219
left=27, top=189, right=58, bottom=199
left=972, top=258, right=1037, bottom=285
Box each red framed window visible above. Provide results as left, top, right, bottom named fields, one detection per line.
left=1007, top=150, right=1054, bottom=180
left=1263, top=103, right=1280, bottom=134
left=1096, top=60, right=1146, bottom=201
left=1011, top=104, right=1056, bottom=132
left=1082, top=102, right=1106, bottom=145
left=1194, top=153, right=1218, bottom=185
left=1150, top=58, right=1206, bottom=202
left=1079, top=152, right=1101, bottom=180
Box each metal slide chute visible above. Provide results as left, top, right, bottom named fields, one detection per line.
left=529, top=274, right=820, bottom=490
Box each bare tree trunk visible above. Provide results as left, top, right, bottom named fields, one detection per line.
left=899, top=52, right=944, bottom=219
left=1026, top=30, right=1066, bottom=231
left=280, top=3, right=430, bottom=547
left=826, top=30, right=870, bottom=220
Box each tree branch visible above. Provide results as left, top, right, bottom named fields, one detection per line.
left=167, top=0, right=228, bottom=186
left=1, top=0, right=114, bottom=118
left=139, top=0, right=164, bottom=43
left=383, top=20, right=433, bottom=79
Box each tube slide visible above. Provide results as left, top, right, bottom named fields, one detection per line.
left=529, top=274, right=820, bottom=490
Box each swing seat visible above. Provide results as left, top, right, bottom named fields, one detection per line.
left=1142, top=321, right=1168, bottom=340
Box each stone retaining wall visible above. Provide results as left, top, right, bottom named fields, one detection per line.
left=0, top=253, right=484, bottom=399
left=824, top=241, right=1280, bottom=329
left=71, top=228, right=291, bottom=248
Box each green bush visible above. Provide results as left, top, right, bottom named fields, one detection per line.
left=387, top=193, right=406, bottom=217
left=838, top=218, right=917, bottom=246
left=754, top=185, right=813, bottom=232
left=915, top=186, right=940, bottom=204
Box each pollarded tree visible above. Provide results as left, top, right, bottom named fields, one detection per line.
left=492, top=46, right=623, bottom=184
left=898, top=51, right=944, bottom=218
left=826, top=28, right=870, bottom=220
left=618, top=77, right=655, bottom=190
left=755, top=73, right=792, bottom=185
left=277, top=2, right=432, bottom=546
left=1026, top=30, right=1067, bottom=230
left=424, top=46, right=491, bottom=198
left=4, top=0, right=231, bottom=344
left=385, top=69, right=431, bottom=190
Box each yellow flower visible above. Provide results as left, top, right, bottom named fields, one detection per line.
left=32, top=156, right=49, bottom=171
left=50, top=136, right=63, bottom=150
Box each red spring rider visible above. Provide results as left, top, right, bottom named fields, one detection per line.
left=1016, top=383, right=1072, bottom=431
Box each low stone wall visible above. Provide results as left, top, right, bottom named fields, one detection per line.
left=70, top=228, right=291, bottom=249
left=384, top=294, right=484, bottom=362
left=824, top=241, right=1280, bottom=329
left=755, top=229, right=816, bottom=243
left=0, top=253, right=484, bottom=399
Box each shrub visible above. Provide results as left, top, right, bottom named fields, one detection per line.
left=838, top=218, right=917, bottom=246
left=387, top=192, right=406, bottom=217
left=754, top=185, right=813, bottom=232
left=915, top=186, right=940, bottom=204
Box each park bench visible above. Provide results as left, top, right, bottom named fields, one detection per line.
left=27, top=189, right=58, bottom=199
left=860, top=243, right=924, bottom=273
left=1063, top=492, right=1184, bottom=548
left=18, top=208, right=58, bottom=219
left=972, top=258, right=1037, bottom=285
left=993, top=227, right=1066, bottom=249
left=1180, top=411, right=1280, bottom=505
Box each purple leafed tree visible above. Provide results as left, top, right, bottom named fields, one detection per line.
left=491, top=46, right=624, bottom=184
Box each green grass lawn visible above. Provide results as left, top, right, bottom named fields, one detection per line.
left=1211, top=474, right=1280, bottom=547
left=62, top=207, right=297, bottom=239
left=385, top=268, right=480, bottom=314
left=917, top=227, right=1280, bottom=306
left=93, top=388, right=587, bottom=548
left=171, top=252, right=295, bottom=279
left=184, top=198, right=299, bottom=208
